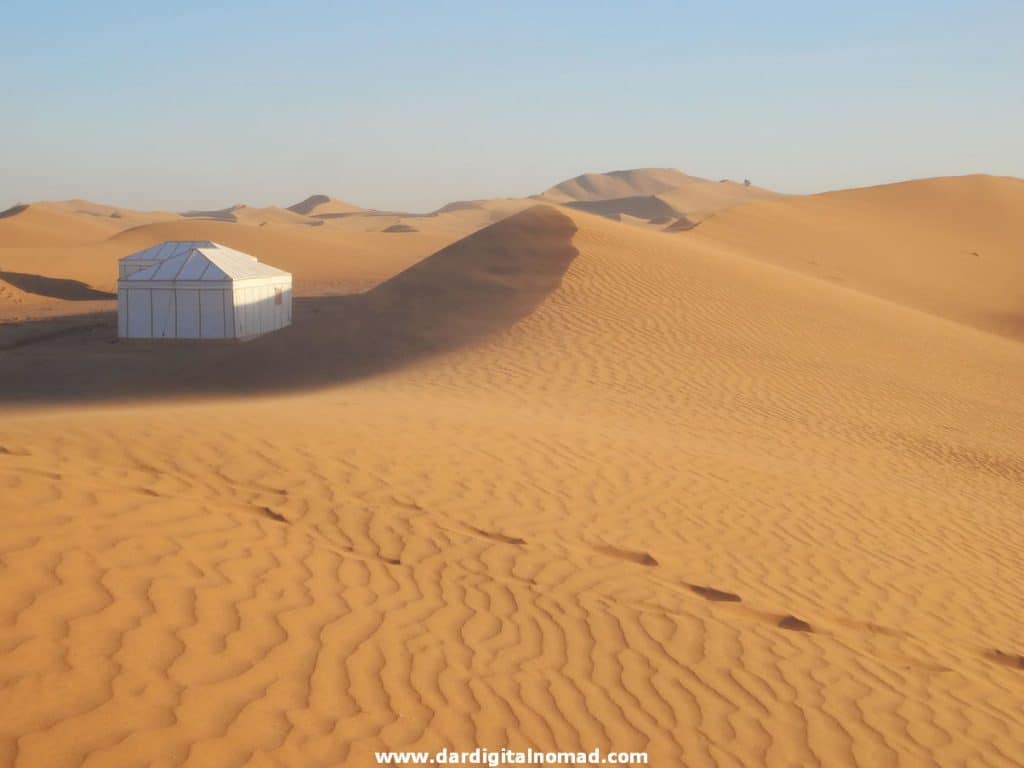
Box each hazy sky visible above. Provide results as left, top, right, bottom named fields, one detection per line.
left=2, top=1, right=1021, bottom=213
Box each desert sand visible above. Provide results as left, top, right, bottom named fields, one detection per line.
left=1, top=170, right=1023, bottom=767
left=536, top=169, right=779, bottom=230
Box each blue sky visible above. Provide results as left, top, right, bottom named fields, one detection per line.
left=2, top=1, right=1021, bottom=212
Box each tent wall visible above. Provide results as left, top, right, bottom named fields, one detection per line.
left=117, top=289, right=128, bottom=336
left=152, top=290, right=175, bottom=337
left=176, top=290, right=200, bottom=338
left=233, top=277, right=292, bottom=339
left=199, top=290, right=225, bottom=338
left=118, top=286, right=237, bottom=340
left=126, top=289, right=152, bottom=338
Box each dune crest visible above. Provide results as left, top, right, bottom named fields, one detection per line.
left=537, top=168, right=781, bottom=229
left=537, top=167, right=696, bottom=202
left=287, top=194, right=364, bottom=217
left=0, top=203, right=126, bottom=246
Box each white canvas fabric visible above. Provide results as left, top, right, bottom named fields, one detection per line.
left=117, top=240, right=230, bottom=277
left=120, top=240, right=217, bottom=263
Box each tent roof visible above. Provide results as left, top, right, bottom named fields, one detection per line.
left=122, top=246, right=290, bottom=283
left=120, top=240, right=241, bottom=262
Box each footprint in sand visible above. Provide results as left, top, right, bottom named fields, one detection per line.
left=777, top=614, right=813, bottom=633
left=467, top=526, right=527, bottom=546
left=985, top=650, right=1024, bottom=670
left=593, top=544, right=659, bottom=567
left=688, top=584, right=742, bottom=603
left=258, top=506, right=289, bottom=524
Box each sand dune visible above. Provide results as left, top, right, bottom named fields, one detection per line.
left=0, top=200, right=186, bottom=246
left=656, top=178, right=779, bottom=221
left=431, top=198, right=535, bottom=219
left=0, top=203, right=127, bottom=246
left=537, top=167, right=696, bottom=203
left=538, top=169, right=780, bottom=228
left=182, top=204, right=247, bottom=222
left=561, top=194, right=681, bottom=222
left=288, top=194, right=364, bottom=217
left=1, top=174, right=1023, bottom=767
left=689, top=174, right=1024, bottom=339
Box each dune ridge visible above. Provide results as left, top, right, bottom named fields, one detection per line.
left=287, top=194, right=364, bottom=217
left=537, top=168, right=697, bottom=203
left=535, top=168, right=781, bottom=229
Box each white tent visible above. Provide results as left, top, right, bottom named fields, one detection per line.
left=117, top=243, right=292, bottom=340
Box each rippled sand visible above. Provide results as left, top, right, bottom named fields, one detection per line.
left=2, top=174, right=1023, bottom=767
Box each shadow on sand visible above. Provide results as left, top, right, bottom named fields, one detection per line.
left=0, top=271, right=116, bottom=301
left=0, top=204, right=30, bottom=220
left=0, top=206, right=578, bottom=405
left=565, top=195, right=680, bottom=221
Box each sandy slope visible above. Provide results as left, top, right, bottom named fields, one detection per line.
left=0, top=203, right=128, bottom=247
left=655, top=179, right=779, bottom=222
left=688, top=174, right=1024, bottom=339
left=287, top=194, right=365, bottom=217
left=536, top=168, right=780, bottom=230
left=537, top=168, right=697, bottom=203
left=1, top=186, right=1023, bottom=767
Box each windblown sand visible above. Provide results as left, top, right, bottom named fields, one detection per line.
left=1, top=173, right=1023, bottom=767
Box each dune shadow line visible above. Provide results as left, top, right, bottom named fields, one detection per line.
left=0, top=205, right=578, bottom=404
left=566, top=195, right=679, bottom=221
left=0, top=271, right=116, bottom=301
left=0, top=204, right=29, bottom=220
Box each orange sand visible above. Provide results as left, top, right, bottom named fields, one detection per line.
left=1, top=171, right=1022, bottom=767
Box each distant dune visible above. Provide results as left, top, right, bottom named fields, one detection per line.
left=1, top=170, right=1023, bottom=766
left=536, top=168, right=781, bottom=228
left=656, top=177, right=779, bottom=221
left=0, top=203, right=30, bottom=220
left=288, top=193, right=364, bottom=216
left=537, top=167, right=696, bottom=202
left=181, top=204, right=244, bottom=222
left=0, top=202, right=127, bottom=246
left=428, top=197, right=537, bottom=223
left=562, top=194, right=681, bottom=221
left=689, top=174, right=1024, bottom=339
